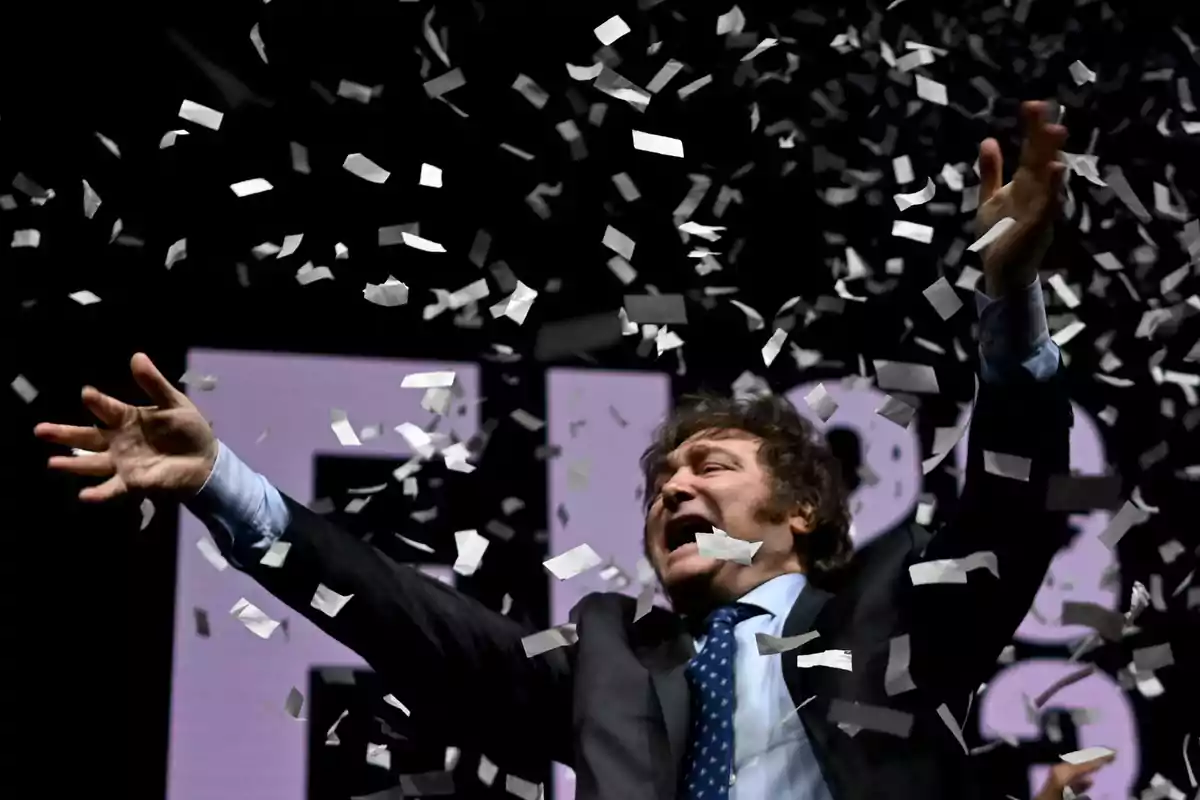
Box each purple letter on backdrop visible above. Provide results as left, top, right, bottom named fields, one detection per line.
left=169, top=349, right=478, bottom=800
left=957, top=402, right=1138, bottom=800
left=546, top=367, right=673, bottom=799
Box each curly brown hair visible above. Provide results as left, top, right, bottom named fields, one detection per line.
left=639, top=392, right=854, bottom=577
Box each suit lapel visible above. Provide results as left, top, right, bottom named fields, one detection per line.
left=780, top=583, right=833, bottom=709
left=633, top=610, right=694, bottom=788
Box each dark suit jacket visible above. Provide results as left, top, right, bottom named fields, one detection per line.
left=219, top=364, right=1072, bottom=800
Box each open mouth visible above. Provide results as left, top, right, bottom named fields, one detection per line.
left=664, top=514, right=715, bottom=552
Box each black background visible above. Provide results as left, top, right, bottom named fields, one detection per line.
left=6, top=0, right=1199, bottom=797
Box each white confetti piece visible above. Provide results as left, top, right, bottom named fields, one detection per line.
left=402, top=371, right=455, bottom=389
left=796, top=649, right=852, bottom=671
left=326, top=708, right=349, bottom=745
left=12, top=229, right=40, bottom=247
left=296, top=262, right=334, bottom=285
left=968, top=217, right=1016, bottom=252
left=10, top=374, right=38, bottom=403
left=1051, top=320, right=1086, bottom=347
left=312, top=584, right=354, bottom=617
left=894, top=177, right=936, bottom=211
left=602, top=225, right=636, bottom=260
left=513, top=74, right=549, bottom=108
left=914, top=75, right=948, bottom=105
left=910, top=551, right=998, bottom=585
left=922, top=276, right=963, bottom=320
left=453, top=529, right=489, bottom=576
left=1069, top=60, right=1097, bottom=85
left=69, top=290, right=102, bottom=306
left=284, top=687, right=304, bottom=719
left=140, top=498, right=156, bottom=530
left=885, top=634, right=917, bottom=696
left=382, top=693, right=410, bottom=715
left=363, top=277, right=409, bottom=307
left=632, top=130, right=684, bottom=158
left=230, top=178, right=273, bottom=197
left=762, top=328, right=788, bottom=366
left=646, top=60, right=684, bottom=94
left=249, top=22, right=268, bottom=63
left=1047, top=274, right=1080, bottom=308
left=566, top=62, right=604, bottom=81
left=594, top=15, right=630, bottom=46
left=230, top=598, right=281, bottom=639
left=1060, top=746, right=1115, bottom=765
left=196, top=535, right=229, bottom=571
left=82, top=179, right=101, bottom=219
left=165, top=238, right=188, bottom=269
left=875, top=395, right=916, bottom=428
left=178, top=99, right=223, bottom=130
left=804, top=383, right=838, bottom=422
left=828, top=699, right=914, bottom=737
left=892, top=220, right=934, bottom=244
left=159, top=130, right=189, bottom=148
left=419, top=163, right=443, bottom=188
left=893, top=155, right=915, bottom=184
left=402, top=231, right=447, bottom=253
left=755, top=630, right=820, bottom=655
left=656, top=326, right=684, bottom=355
left=522, top=623, right=578, bottom=657
left=505, top=774, right=543, bottom=800
left=1098, top=501, right=1151, bottom=548
left=343, top=153, right=390, bottom=184
left=259, top=541, right=291, bottom=568
left=873, top=360, right=939, bottom=393
left=983, top=451, right=1032, bottom=482
left=937, top=703, right=969, bottom=753
left=716, top=5, right=746, bottom=35
left=1132, top=642, right=1174, bottom=672
left=696, top=528, right=763, bottom=565
left=331, top=409, right=362, bottom=446
left=543, top=544, right=604, bottom=580
left=741, top=38, right=778, bottom=61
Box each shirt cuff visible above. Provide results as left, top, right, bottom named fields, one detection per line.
left=975, top=278, right=1061, bottom=384
left=188, top=441, right=290, bottom=566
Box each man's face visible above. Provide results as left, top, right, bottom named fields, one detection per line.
left=644, top=429, right=807, bottom=606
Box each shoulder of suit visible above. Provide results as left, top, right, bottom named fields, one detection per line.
left=570, top=590, right=635, bottom=619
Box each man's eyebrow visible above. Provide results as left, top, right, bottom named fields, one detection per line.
left=657, top=442, right=742, bottom=477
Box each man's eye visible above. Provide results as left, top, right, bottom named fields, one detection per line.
left=700, top=463, right=726, bottom=474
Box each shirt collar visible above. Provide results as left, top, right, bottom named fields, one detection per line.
left=738, top=572, right=808, bottom=620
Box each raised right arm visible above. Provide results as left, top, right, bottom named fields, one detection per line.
left=187, top=441, right=575, bottom=769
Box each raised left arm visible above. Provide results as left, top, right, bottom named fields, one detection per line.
left=909, top=101, right=1074, bottom=687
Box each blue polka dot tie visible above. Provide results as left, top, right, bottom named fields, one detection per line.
left=681, top=604, right=765, bottom=800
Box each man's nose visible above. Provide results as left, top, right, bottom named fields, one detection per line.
left=661, top=477, right=696, bottom=510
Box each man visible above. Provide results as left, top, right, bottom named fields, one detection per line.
left=37, top=101, right=1074, bottom=800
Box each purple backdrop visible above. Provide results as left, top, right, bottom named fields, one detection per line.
left=171, top=350, right=479, bottom=800
left=170, top=352, right=1136, bottom=800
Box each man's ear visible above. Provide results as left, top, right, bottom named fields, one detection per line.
left=788, top=504, right=815, bottom=536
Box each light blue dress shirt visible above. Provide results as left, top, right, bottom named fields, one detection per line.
left=699, top=572, right=831, bottom=799
left=188, top=278, right=1059, bottom=799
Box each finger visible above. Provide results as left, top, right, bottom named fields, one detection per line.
left=34, top=422, right=108, bottom=451
left=1068, top=776, right=1094, bottom=792
left=1067, top=755, right=1116, bottom=779
left=48, top=453, right=114, bottom=477
left=131, top=352, right=188, bottom=409
left=978, top=137, right=1004, bottom=203
left=1019, top=101, right=1069, bottom=172
left=82, top=386, right=132, bottom=428
left=79, top=475, right=127, bottom=503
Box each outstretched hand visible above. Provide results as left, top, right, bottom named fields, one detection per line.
left=1033, top=754, right=1115, bottom=800
left=976, top=100, right=1069, bottom=297
left=34, top=353, right=218, bottom=502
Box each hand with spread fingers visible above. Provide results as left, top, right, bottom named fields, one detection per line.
left=34, top=353, right=218, bottom=502
left=976, top=99, right=1069, bottom=297
left=1033, top=754, right=1116, bottom=800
